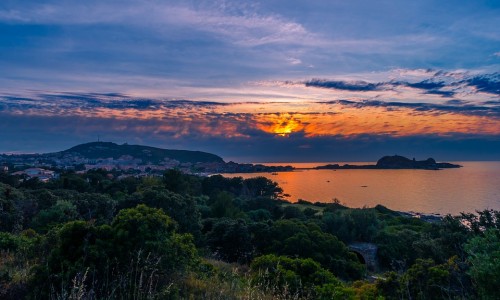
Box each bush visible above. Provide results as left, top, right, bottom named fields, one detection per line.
left=251, top=254, right=341, bottom=297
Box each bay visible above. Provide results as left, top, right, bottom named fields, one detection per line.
left=221, top=161, right=500, bottom=215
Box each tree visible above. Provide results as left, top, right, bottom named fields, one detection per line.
left=459, top=209, right=500, bottom=234
left=121, top=188, right=202, bottom=241
left=111, top=204, right=197, bottom=271
left=57, top=174, right=90, bottom=192
left=247, top=209, right=272, bottom=221
left=31, top=205, right=199, bottom=299
left=259, top=220, right=365, bottom=280
left=30, top=200, right=79, bottom=233
left=322, top=208, right=380, bottom=243
left=251, top=254, right=342, bottom=297
left=70, top=192, right=117, bottom=224
left=242, top=177, right=283, bottom=199
left=282, top=205, right=305, bottom=220
left=376, top=228, right=423, bottom=270
left=0, top=183, right=24, bottom=232
left=206, top=218, right=252, bottom=263
left=202, top=175, right=243, bottom=197
left=210, top=191, right=242, bottom=218
left=163, top=169, right=201, bottom=195
left=465, top=229, right=500, bottom=299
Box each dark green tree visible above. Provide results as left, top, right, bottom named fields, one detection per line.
left=465, top=229, right=500, bottom=299
left=121, top=188, right=202, bottom=241
left=242, top=176, right=283, bottom=199
left=31, top=205, right=198, bottom=299
left=206, top=218, right=252, bottom=263
left=259, top=220, right=365, bottom=280
left=0, top=183, right=24, bottom=232
left=251, top=254, right=341, bottom=297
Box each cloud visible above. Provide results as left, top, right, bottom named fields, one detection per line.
left=305, top=79, right=383, bottom=91
left=483, top=100, right=500, bottom=106
left=2, top=109, right=499, bottom=161
left=423, top=90, right=455, bottom=97
left=0, top=1, right=317, bottom=47
left=2, top=2, right=499, bottom=99
left=445, top=99, right=469, bottom=105
left=0, top=92, right=233, bottom=113
left=2, top=68, right=498, bottom=122
left=1, top=90, right=499, bottom=160
left=2, top=92, right=499, bottom=141
left=300, top=70, right=500, bottom=99
left=465, top=73, right=500, bottom=95
left=287, top=57, right=302, bottom=65
left=303, top=77, right=457, bottom=97
left=324, top=100, right=500, bottom=117
left=404, top=80, right=446, bottom=90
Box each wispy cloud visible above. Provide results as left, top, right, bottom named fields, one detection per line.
left=2, top=1, right=499, bottom=97
left=324, top=100, right=500, bottom=118
left=286, top=57, right=302, bottom=65
left=0, top=1, right=318, bottom=47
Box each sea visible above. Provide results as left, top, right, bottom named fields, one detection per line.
left=221, top=161, right=500, bottom=216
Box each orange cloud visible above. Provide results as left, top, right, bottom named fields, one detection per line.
left=4, top=99, right=500, bottom=139
left=251, top=105, right=500, bottom=137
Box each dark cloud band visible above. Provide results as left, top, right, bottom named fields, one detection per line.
left=303, top=71, right=500, bottom=98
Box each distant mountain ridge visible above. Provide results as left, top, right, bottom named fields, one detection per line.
left=61, top=142, right=224, bottom=164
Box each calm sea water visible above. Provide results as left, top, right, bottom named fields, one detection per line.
left=222, top=161, right=500, bottom=215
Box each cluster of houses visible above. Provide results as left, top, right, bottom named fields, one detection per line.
left=81, top=156, right=185, bottom=172
left=0, top=151, right=294, bottom=183
left=10, top=168, right=58, bottom=182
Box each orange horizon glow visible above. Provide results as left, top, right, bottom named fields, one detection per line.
left=252, top=105, right=500, bottom=137
left=6, top=101, right=500, bottom=139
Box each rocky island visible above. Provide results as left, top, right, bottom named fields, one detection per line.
left=315, top=155, right=461, bottom=170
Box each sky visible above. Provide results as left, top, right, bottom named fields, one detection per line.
left=0, top=0, right=499, bottom=162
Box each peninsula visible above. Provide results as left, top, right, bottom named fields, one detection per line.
left=315, top=155, right=461, bottom=170
left=0, top=142, right=294, bottom=175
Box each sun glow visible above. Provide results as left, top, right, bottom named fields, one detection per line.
left=256, top=113, right=304, bottom=137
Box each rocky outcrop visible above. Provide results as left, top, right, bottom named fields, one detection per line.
left=376, top=155, right=461, bottom=169
left=316, top=155, right=461, bottom=170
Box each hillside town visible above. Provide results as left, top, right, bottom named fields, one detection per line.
left=0, top=143, right=294, bottom=182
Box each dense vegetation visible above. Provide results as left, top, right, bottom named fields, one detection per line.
left=63, top=142, right=225, bottom=164
left=0, top=169, right=499, bottom=299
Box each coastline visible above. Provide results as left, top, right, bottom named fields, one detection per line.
left=217, top=161, right=500, bottom=215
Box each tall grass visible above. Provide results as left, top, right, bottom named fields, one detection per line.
left=50, top=250, right=169, bottom=300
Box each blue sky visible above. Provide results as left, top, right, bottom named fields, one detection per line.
left=0, top=0, right=499, bottom=161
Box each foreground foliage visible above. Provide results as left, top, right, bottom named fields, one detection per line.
left=0, top=171, right=499, bottom=299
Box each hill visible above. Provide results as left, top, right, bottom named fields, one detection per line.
left=61, top=142, right=224, bottom=164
